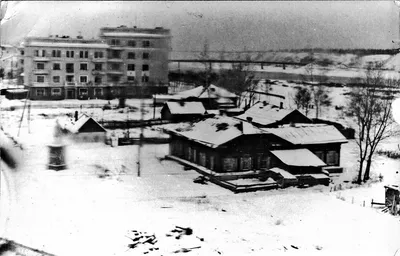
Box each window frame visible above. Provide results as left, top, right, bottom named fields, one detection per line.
left=51, top=88, right=62, bottom=96
left=53, top=63, right=61, bottom=70
left=79, top=75, right=88, bottom=83
left=36, top=89, right=45, bottom=96
left=80, top=62, right=88, bottom=71
left=36, top=75, right=45, bottom=83
left=52, top=76, right=61, bottom=83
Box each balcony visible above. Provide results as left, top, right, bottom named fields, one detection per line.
left=108, top=45, right=125, bottom=50
left=33, top=57, right=50, bottom=61
left=92, top=70, right=106, bottom=75
left=107, top=58, right=123, bottom=63
left=65, top=82, right=77, bottom=87
left=92, top=58, right=107, bottom=63
left=33, top=69, right=49, bottom=74
left=106, top=70, right=124, bottom=75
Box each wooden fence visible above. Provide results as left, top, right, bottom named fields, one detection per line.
left=99, top=119, right=172, bottom=129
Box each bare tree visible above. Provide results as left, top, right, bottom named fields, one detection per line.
left=312, top=85, right=332, bottom=119
left=347, top=63, right=398, bottom=183
left=294, top=86, right=312, bottom=116
left=216, top=52, right=257, bottom=109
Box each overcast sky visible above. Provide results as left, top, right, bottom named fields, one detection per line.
left=1, top=1, right=399, bottom=52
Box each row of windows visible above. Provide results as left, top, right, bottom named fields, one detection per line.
left=35, top=74, right=149, bottom=83
left=34, top=50, right=105, bottom=59
left=107, top=51, right=150, bottom=59
left=109, top=39, right=151, bottom=48
left=37, top=63, right=149, bottom=72
left=36, top=88, right=104, bottom=97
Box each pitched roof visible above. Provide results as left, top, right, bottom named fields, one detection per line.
left=165, top=101, right=206, bottom=115
left=176, top=84, right=237, bottom=99
left=236, top=102, right=307, bottom=126
left=270, top=148, right=326, bottom=167
left=64, top=114, right=106, bottom=133
left=263, top=124, right=347, bottom=145
left=166, top=116, right=263, bottom=148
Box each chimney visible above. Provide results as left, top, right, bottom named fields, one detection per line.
left=280, top=102, right=283, bottom=109
left=246, top=116, right=253, bottom=123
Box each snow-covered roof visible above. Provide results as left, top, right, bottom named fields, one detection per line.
left=166, top=116, right=264, bottom=148
left=63, top=114, right=106, bottom=133
left=176, top=84, right=237, bottom=99
left=164, top=101, right=206, bottom=115
left=27, top=42, right=109, bottom=49
left=263, top=124, right=347, bottom=145
left=269, top=167, right=297, bottom=179
left=270, top=148, right=326, bottom=167
left=236, top=102, right=308, bottom=126
left=101, top=32, right=171, bottom=38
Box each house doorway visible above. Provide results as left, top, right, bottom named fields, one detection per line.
left=66, top=90, right=75, bottom=99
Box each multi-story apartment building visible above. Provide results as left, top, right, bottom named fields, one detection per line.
left=19, top=26, right=171, bottom=100
left=99, top=26, right=171, bottom=98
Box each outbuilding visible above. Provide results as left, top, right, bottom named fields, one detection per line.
left=161, top=101, right=207, bottom=121
left=63, top=114, right=107, bottom=142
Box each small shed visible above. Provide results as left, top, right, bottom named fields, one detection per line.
left=161, top=101, right=207, bottom=121
left=269, top=148, right=327, bottom=175
left=5, top=89, right=29, bottom=100
left=64, top=114, right=107, bottom=142
left=384, top=185, right=400, bottom=215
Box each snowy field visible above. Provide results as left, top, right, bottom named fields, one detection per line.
left=1, top=78, right=400, bottom=255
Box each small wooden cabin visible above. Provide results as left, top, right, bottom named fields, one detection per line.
left=161, top=101, right=207, bottom=121
left=384, top=185, right=400, bottom=215
left=64, top=114, right=107, bottom=142
left=235, top=102, right=312, bottom=128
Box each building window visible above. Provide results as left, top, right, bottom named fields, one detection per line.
left=240, top=156, right=252, bottom=170
left=127, top=64, right=135, bottom=71
left=66, top=63, right=74, bottom=73
left=127, top=52, right=135, bottom=59
left=110, top=39, right=120, bottom=46
left=53, top=63, right=61, bottom=70
left=36, top=63, right=45, bottom=70
left=20, top=50, right=24, bottom=55
left=223, top=157, right=237, bottom=172
left=79, top=88, right=88, bottom=95
left=142, top=52, right=149, bottom=59
left=199, top=152, right=206, bottom=167
left=127, top=76, right=135, bottom=82
left=260, top=155, right=269, bottom=169
left=80, top=63, right=88, bottom=71
left=127, top=40, right=136, bottom=47
left=94, top=63, right=102, bottom=71
left=79, top=51, right=89, bottom=58
left=34, top=50, right=46, bottom=57
left=142, top=64, right=149, bottom=71
left=66, top=75, right=74, bottom=82
left=315, top=151, right=324, bottom=161
left=66, top=51, right=74, bottom=58
left=94, top=88, right=103, bottom=96
left=51, top=88, right=62, bottom=96
left=326, top=150, right=338, bottom=166
left=110, top=63, right=120, bottom=70
left=142, top=75, right=149, bottom=82
left=109, top=50, right=121, bottom=59
left=94, top=51, right=104, bottom=58
left=53, top=76, right=60, bottom=83
left=110, top=76, right=120, bottom=83
left=208, top=156, right=215, bottom=170
left=80, top=76, right=88, bottom=83
left=94, top=76, right=102, bottom=84
left=36, top=89, right=45, bottom=96
left=142, top=40, right=150, bottom=48
left=52, top=50, right=61, bottom=58
left=36, top=76, right=45, bottom=83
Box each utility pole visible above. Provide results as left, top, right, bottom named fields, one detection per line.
left=137, top=85, right=145, bottom=177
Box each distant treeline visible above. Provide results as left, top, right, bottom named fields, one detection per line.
left=277, top=48, right=400, bottom=55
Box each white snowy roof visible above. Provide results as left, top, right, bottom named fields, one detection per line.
left=269, top=167, right=297, bottom=179
left=101, top=32, right=171, bottom=38
left=176, top=84, right=237, bottom=99
left=236, top=102, right=309, bottom=126
left=27, top=42, right=109, bottom=49
left=263, top=124, right=347, bottom=145
left=167, top=115, right=263, bottom=148
left=270, top=148, right=326, bottom=167
left=165, top=101, right=206, bottom=115
left=63, top=114, right=106, bottom=133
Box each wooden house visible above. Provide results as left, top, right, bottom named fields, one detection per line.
left=63, top=114, right=107, bottom=142
left=166, top=116, right=285, bottom=173
left=235, top=102, right=312, bottom=128
left=263, top=124, right=348, bottom=173
left=161, top=101, right=207, bottom=121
